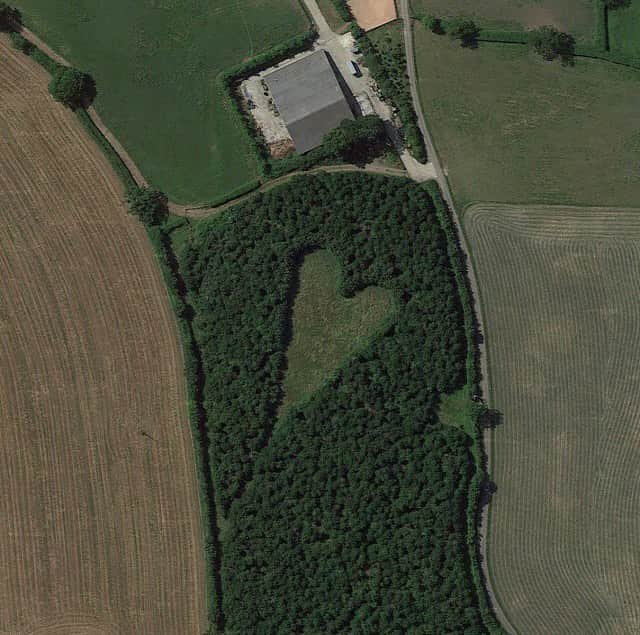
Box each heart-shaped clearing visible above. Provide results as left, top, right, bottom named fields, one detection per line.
left=280, top=249, right=395, bottom=415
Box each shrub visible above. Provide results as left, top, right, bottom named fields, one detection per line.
left=0, top=2, right=20, bottom=32
left=449, top=19, right=480, bottom=48
left=351, top=25, right=428, bottom=163
left=321, top=114, right=385, bottom=158
left=126, top=186, right=168, bottom=226
left=9, top=31, right=33, bottom=54
left=48, top=66, right=96, bottom=109
left=529, top=25, right=575, bottom=63
left=424, top=15, right=445, bottom=34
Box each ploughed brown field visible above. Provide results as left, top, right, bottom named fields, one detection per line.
left=0, top=36, right=205, bottom=634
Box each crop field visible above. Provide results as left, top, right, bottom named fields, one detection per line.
left=13, top=0, right=309, bottom=204
left=281, top=249, right=395, bottom=411
left=409, top=0, right=598, bottom=42
left=0, top=36, right=205, bottom=634
left=465, top=203, right=640, bottom=634
left=414, top=26, right=640, bottom=209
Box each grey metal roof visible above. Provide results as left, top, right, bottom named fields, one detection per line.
left=264, top=50, right=354, bottom=154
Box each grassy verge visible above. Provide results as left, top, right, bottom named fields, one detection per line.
left=426, top=181, right=505, bottom=635
left=316, top=0, right=350, bottom=32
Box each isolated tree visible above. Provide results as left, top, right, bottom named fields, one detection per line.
left=322, top=115, right=385, bottom=160
left=449, top=19, right=480, bottom=48
left=424, top=15, right=445, bottom=34
left=126, top=186, right=168, bottom=226
left=48, top=66, right=96, bottom=109
left=529, top=26, right=575, bottom=62
left=0, top=2, right=20, bottom=31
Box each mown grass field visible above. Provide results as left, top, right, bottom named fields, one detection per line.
left=409, top=0, right=598, bottom=42
left=13, top=0, right=308, bottom=204
left=0, top=35, right=205, bottom=634
left=465, top=204, right=640, bottom=634
left=414, top=25, right=640, bottom=209
left=609, top=1, right=640, bottom=63
left=281, top=249, right=395, bottom=411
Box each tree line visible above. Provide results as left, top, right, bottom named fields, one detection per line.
left=181, top=172, right=486, bottom=633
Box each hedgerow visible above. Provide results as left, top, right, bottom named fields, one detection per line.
left=328, top=0, right=352, bottom=22
left=426, top=182, right=505, bottom=634
left=182, top=172, right=486, bottom=632
left=147, top=224, right=223, bottom=631
left=217, top=29, right=317, bottom=174
left=351, top=25, right=428, bottom=163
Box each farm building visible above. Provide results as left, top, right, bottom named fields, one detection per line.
left=263, top=50, right=354, bottom=154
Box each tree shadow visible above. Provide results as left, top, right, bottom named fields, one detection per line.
left=478, top=407, right=503, bottom=430
left=80, top=73, right=98, bottom=109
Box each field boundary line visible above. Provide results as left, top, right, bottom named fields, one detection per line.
left=398, top=5, right=515, bottom=634
left=17, top=26, right=150, bottom=189
left=5, top=32, right=223, bottom=632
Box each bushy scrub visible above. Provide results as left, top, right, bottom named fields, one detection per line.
left=126, top=186, right=168, bottom=226
left=529, top=25, right=575, bottom=63
left=353, top=25, right=428, bottom=163
left=181, top=173, right=484, bottom=633
left=48, top=66, right=96, bottom=109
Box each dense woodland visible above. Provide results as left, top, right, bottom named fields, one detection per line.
left=181, top=173, right=486, bottom=633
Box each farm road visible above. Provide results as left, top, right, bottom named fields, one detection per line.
left=397, top=3, right=515, bottom=633
left=170, top=163, right=408, bottom=219
left=18, top=24, right=413, bottom=218
left=302, top=0, right=436, bottom=183
left=19, top=26, right=149, bottom=189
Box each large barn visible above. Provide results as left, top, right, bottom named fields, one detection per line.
left=264, top=50, right=354, bottom=154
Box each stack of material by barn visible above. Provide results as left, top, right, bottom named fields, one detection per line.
left=263, top=50, right=354, bottom=154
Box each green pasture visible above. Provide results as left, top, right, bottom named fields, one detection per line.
left=410, top=0, right=598, bottom=43
left=609, top=2, right=640, bottom=63
left=280, top=250, right=395, bottom=413
left=414, top=25, right=640, bottom=209
left=14, top=0, right=308, bottom=204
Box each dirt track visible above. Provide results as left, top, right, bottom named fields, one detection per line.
left=0, top=35, right=206, bottom=634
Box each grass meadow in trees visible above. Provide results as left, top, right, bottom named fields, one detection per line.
left=13, top=0, right=308, bottom=204
left=280, top=249, right=395, bottom=414
left=409, top=0, right=598, bottom=43
left=414, top=24, right=640, bottom=210
left=179, top=172, right=489, bottom=633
